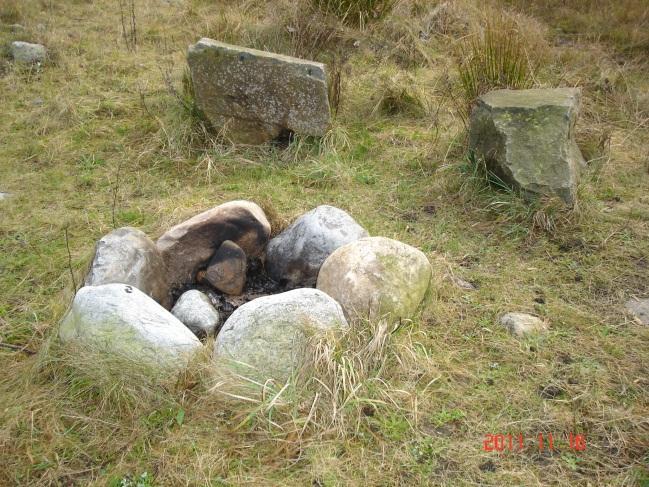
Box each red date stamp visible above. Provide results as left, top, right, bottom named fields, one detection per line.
left=483, top=433, right=586, bottom=452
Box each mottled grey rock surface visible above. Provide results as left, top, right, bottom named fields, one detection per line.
left=156, top=201, right=270, bottom=290
left=266, top=205, right=368, bottom=287
left=171, top=289, right=221, bottom=337
left=625, top=298, right=649, bottom=325
left=11, top=41, right=46, bottom=63
left=213, top=288, right=348, bottom=380
left=85, top=227, right=170, bottom=308
left=317, top=236, right=432, bottom=321
left=205, top=240, right=247, bottom=295
left=188, top=38, right=330, bottom=144
left=59, top=284, right=201, bottom=364
left=469, top=88, right=585, bottom=205
left=499, top=312, right=548, bottom=337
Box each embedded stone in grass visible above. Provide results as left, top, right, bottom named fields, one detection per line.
left=204, top=240, right=247, bottom=295
left=266, top=205, right=369, bottom=287
left=213, top=288, right=348, bottom=381
left=316, top=236, right=432, bottom=321
left=10, top=41, right=46, bottom=63
left=59, top=284, right=202, bottom=365
left=624, top=298, right=649, bottom=325
left=0, top=192, right=11, bottom=200
left=499, top=312, right=548, bottom=337
left=468, top=88, right=586, bottom=205
left=187, top=38, right=330, bottom=144
left=85, top=227, right=171, bottom=308
left=171, top=289, right=221, bottom=338
left=156, top=200, right=270, bottom=291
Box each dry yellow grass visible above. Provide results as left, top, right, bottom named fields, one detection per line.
left=0, top=0, right=648, bottom=485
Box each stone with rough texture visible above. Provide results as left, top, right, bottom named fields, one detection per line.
left=468, top=88, right=585, bottom=205
left=157, top=201, right=270, bottom=290
left=188, top=38, right=330, bottom=144
left=500, top=312, right=548, bottom=337
left=266, top=205, right=369, bottom=287
left=205, top=240, right=247, bottom=295
left=171, top=290, right=221, bottom=337
left=317, top=236, right=432, bottom=321
left=625, top=298, right=649, bottom=325
left=11, top=41, right=46, bottom=63
left=59, top=284, right=202, bottom=364
left=214, top=288, right=348, bottom=380
left=85, top=227, right=170, bottom=308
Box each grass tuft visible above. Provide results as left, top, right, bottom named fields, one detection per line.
left=455, top=10, right=546, bottom=120
left=312, top=0, right=397, bottom=27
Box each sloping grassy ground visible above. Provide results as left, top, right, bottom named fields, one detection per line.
left=1, top=0, right=648, bottom=485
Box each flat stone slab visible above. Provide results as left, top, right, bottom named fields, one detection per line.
left=187, top=38, right=330, bottom=144
left=11, top=41, right=47, bottom=63
left=469, top=88, right=585, bottom=205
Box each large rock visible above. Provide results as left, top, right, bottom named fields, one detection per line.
left=204, top=240, right=247, bottom=295
left=59, top=284, right=202, bottom=364
left=317, top=237, right=432, bottom=321
left=11, top=41, right=47, bottom=63
left=85, top=227, right=170, bottom=308
left=187, top=38, right=330, bottom=144
left=171, top=289, right=221, bottom=337
left=266, top=205, right=369, bottom=287
left=213, top=288, right=348, bottom=380
left=499, top=312, right=548, bottom=337
left=157, top=201, right=270, bottom=290
left=468, top=88, right=586, bottom=205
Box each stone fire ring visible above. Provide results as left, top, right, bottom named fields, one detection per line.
left=59, top=201, right=433, bottom=381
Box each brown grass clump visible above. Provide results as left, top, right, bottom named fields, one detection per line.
left=312, top=0, right=398, bottom=28
left=454, top=9, right=549, bottom=121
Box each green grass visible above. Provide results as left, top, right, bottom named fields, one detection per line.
left=1, top=0, right=649, bottom=485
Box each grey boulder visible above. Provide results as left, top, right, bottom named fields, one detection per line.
left=157, top=200, right=270, bottom=290
left=11, top=41, right=47, bottom=63
left=266, top=205, right=368, bottom=287
left=171, top=289, right=221, bottom=337
left=317, top=236, right=432, bottom=321
left=187, top=38, right=330, bottom=144
left=85, top=227, right=171, bottom=308
left=59, top=284, right=202, bottom=365
left=213, top=288, right=348, bottom=380
left=469, top=88, right=586, bottom=205
left=500, top=312, right=548, bottom=337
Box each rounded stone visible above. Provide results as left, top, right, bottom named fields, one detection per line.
left=59, top=284, right=202, bottom=366
left=156, top=200, right=270, bottom=290
left=213, top=288, right=348, bottom=380
left=266, top=205, right=368, bottom=287
left=171, top=290, right=221, bottom=338
left=316, top=236, right=432, bottom=321
left=85, top=227, right=171, bottom=308
left=205, top=240, right=247, bottom=295
left=499, top=312, right=548, bottom=337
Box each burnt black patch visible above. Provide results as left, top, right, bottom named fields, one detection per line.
left=173, top=257, right=296, bottom=324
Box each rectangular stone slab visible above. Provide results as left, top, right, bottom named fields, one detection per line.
left=187, top=38, right=331, bottom=144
